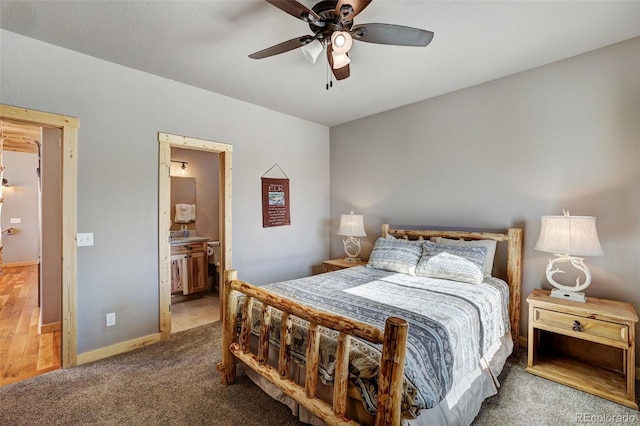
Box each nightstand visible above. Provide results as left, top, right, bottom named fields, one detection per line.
left=322, top=258, right=367, bottom=273
left=526, top=289, right=638, bottom=409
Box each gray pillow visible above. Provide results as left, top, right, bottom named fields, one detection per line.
left=367, top=237, right=423, bottom=275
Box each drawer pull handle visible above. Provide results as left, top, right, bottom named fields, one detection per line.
left=572, top=320, right=584, bottom=332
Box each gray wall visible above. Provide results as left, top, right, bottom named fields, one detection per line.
left=0, top=29, right=330, bottom=354
left=1, top=151, right=39, bottom=263
left=330, top=37, right=640, bottom=363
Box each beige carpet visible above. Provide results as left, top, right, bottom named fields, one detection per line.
left=0, top=321, right=304, bottom=426
left=1, top=321, right=637, bottom=425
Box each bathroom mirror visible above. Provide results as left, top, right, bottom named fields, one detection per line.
left=170, top=177, right=196, bottom=230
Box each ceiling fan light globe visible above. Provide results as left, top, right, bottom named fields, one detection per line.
left=331, top=52, right=351, bottom=69
left=301, top=39, right=323, bottom=63
left=331, top=31, right=353, bottom=55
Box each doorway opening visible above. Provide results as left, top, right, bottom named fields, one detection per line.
left=0, top=104, right=80, bottom=379
left=0, top=120, right=62, bottom=385
left=157, top=133, right=232, bottom=340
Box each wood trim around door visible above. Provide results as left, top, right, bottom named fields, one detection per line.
left=158, top=132, right=232, bottom=340
left=0, top=104, right=79, bottom=368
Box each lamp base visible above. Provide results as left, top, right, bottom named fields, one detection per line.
left=550, top=289, right=586, bottom=303
left=344, top=257, right=362, bottom=263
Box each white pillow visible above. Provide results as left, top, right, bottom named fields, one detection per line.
left=431, top=237, right=496, bottom=278
left=417, top=241, right=487, bottom=283
left=385, top=233, right=424, bottom=243
left=416, top=251, right=484, bottom=284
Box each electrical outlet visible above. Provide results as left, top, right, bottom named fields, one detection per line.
left=77, top=233, right=94, bottom=247
left=10, top=218, right=21, bottom=224
left=106, top=312, right=116, bottom=327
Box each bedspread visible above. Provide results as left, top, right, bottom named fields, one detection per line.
left=231, top=266, right=510, bottom=417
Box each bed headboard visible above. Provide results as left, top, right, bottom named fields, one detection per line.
left=381, top=224, right=523, bottom=348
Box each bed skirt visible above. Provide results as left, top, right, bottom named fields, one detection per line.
left=241, top=332, right=513, bottom=425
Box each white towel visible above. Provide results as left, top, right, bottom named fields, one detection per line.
left=175, top=204, right=191, bottom=223
left=189, top=204, right=196, bottom=221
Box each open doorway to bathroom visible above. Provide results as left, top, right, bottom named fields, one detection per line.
left=157, top=133, right=232, bottom=340
left=168, top=147, right=220, bottom=333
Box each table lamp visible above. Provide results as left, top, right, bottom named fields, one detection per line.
left=534, top=210, right=603, bottom=302
left=337, top=211, right=366, bottom=262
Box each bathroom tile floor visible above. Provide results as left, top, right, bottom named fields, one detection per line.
left=171, top=293, right=220, bottom=334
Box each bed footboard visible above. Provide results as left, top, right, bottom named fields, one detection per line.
left=217, top=269, right=408, bottom=426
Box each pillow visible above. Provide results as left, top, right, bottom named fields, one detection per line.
left=416, top=251, right=484, bottom=284
left=416, top=241, right=487, bottom=284
left=431, top=237, right=496, bottom=278
left=367, top=237, right=423, bottom=275
left=385, top=233, right=424, bottom=243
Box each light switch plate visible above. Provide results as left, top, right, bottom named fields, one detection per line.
left=77, top=233, right=94, bottom=246
left=10, top=218, right=21, bottom=224
left=106, top=312, right=116, bottom=327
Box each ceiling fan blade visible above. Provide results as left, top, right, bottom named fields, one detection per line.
left=351, top=23, right=434, bottom=47
left=327, top=46, right=350, bottom=81
left=266, top=0, right=322, bottom=24
left=335, top=0, right=373, bottom=22
left=249, top=35, right=315, bottom=59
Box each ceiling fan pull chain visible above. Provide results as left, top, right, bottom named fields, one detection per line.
left=326, top=57, right=331, bottom=90
left=326, top=56, right=334, bottom=90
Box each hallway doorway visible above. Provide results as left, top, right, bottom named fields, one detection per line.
left=0, top=120, right=63, bottom=384
left=0, top=104, right=79, bottom=376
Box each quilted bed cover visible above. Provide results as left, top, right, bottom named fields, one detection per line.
left=233, top=265, right=511, bottom=418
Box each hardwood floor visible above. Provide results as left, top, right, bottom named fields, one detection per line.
left=171, top=293, right=220, bottom=334
left=0, top=264, right=61, bottom=386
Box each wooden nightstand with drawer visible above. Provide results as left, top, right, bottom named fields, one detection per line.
left=526, top=289, right=638, bottom=409
left=322, top=258, right=367, bottom=273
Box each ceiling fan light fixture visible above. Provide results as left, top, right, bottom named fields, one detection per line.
left=331, top=51, right=351, bottom=69
left=301, top=39, right=323, bottom=63
left=331, top=31, right=352, bottom=55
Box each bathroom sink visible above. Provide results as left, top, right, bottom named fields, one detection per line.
left=169, top=234, right=209, bottom=245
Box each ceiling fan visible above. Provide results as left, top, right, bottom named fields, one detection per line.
left=249, top=0, right=434, bottom=81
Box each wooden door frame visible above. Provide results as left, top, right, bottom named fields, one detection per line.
left=158, top=132, right=232, bottom=339
left=0, top=104, right=79, bottom=368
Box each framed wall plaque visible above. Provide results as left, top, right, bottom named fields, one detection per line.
left=261, top=165, right=290, bottom=227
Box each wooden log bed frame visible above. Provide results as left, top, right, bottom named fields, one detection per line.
left=217, top=224, right=523, bottom=425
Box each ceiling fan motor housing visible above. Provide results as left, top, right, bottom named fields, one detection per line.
left=309, top=0, right=354, bottom=43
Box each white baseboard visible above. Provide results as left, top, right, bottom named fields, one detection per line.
left=76, top=332, right=162, bottom=365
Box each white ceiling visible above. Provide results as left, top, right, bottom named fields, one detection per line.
left=1, top=1, right=639, bottom=127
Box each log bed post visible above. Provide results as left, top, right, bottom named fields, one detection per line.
left=507, top=228, right=523, bottom=348
left=375, top=317, right=409, bottom=426
left=218, top=269, right=238, bottom=385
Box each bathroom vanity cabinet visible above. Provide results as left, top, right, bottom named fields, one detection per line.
left=170, top=240, right=208, bottom=297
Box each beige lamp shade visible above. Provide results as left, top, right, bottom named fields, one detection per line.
left=535, top=215, right=603, bottom=257
left=337, top=212, right=366, bottom=237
